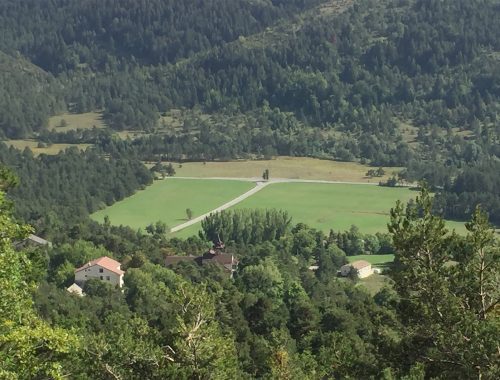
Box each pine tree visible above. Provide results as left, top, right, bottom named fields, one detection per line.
left=388, top=187, right=500, bottom=378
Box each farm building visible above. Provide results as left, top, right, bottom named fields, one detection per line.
left=14, top=234, right=52, bottom=250
left=67, top=283, right=84, bottom=296
left=165, top=238, right=238, bottom=277
left=75, top=256, right=125, bottom=288
left=340, top=260, right=373, bottom=278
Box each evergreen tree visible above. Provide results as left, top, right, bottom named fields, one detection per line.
left=388, top=188, right=499, bottom=378
left=0, top=169, right=79, bottom=379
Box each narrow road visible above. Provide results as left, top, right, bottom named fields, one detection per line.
left=169, top=181, right=271, bottom=232
left=168, top=176, right=392, bottom=233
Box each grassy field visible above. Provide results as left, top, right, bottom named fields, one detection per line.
left=173, top=181, right=468, bottom=238
left=48, top=112, right=106, bottom=132
left=357, top=274, right=391, bottom=295
left=5, top=140, right=91, bottom=155
left=91, top=178, right=254, bottom=231
left=3, top=112, right=103, bottom=155
left=170, top=157, right=401, bottom=183
left=348, top=254, right=395, bottom=266
left=232, top=182, right=414, bottom=234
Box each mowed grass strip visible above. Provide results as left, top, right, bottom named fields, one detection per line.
left=233, top=182, right=414, bottom=234
left=91, top=178, right=254, bottom=231
left=348, top=254, right=395, bottom=266
left=170, top=156, right=401, bottom=183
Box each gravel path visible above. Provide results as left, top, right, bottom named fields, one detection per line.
left=169, top=180, right=270, bottom=232
left=170, top=176, right=381, bottom=186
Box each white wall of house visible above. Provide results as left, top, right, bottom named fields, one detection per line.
left=357, top=265, right=372, bottom=278
left=75, top=265, right=123, bottom=287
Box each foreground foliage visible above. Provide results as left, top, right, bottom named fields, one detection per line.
left=389, top=188, right=500, bottom=378
left=0, top=179, right=79, bottom=379
left=1, top=159, right=497, bottom=378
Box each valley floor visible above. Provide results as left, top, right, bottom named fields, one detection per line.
left=92, top=159, right=469, bottom=238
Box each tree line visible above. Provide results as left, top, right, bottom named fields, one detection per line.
left=0, top=143, right=152, bottom=235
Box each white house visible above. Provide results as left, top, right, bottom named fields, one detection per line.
left=340, top=260, right=373, bottom=278
left=75, top=256, right=124, bottom=288
left=67, top=283, right=84, bottom=296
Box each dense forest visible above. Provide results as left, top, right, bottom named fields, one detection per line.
left=1, top=0, right=499, bottom=224
left=0, top=143, right=152, bottom=235
left=0, top=0, right=324, bottom=135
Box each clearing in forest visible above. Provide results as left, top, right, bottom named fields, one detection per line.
left=231, top=182, right=468, bottom=235
left=231, top=182, right=414, bottom=234
left=173, top=181, right=417, bottom=238
left=357, top=273, right=391, bottom=295
left=48, top=112, right=107, bottom=132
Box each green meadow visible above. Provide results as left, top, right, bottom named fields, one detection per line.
left=94, top=178, right=468, bottom=238
left=91, top=178, right=254, bottom=230
left=233, top=183, right=415, bottom=234
left=174, top=183, right=416, bottom=238
left=231, top=182, right=467, bottom=235
left=174, top=182, right=468, bottom=238
left=348, top=254, right=395, bottom=266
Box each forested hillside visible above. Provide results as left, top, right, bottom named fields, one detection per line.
left=0, top=0, right=322, bottom=71
left=0, top=0, right=499, bottom=226
left=0, top=51, right=64, bottom=138
left=0, top=0, right=498, bottom=225
left=0, top=143, right=152, bottom=235
left=1, top=0, right=498, bottom=144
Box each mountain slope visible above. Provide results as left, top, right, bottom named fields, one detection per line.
left=0, top=51, right=63, bottom=138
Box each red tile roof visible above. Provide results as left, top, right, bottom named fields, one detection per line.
left=350, top=260, right=371, bottom=270
left=75, top=256, right=124, bottom=275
